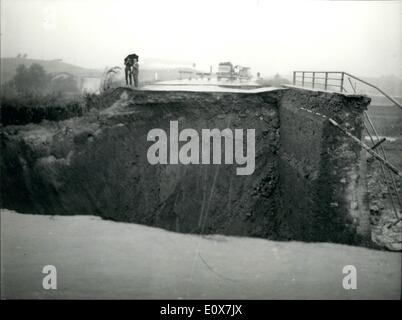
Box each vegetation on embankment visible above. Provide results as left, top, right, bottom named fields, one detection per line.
left=0, top=91, right=115, bottom=126
left=0, top=63, right=110, bottom=126
left=1, top=93, right=83, bottom=126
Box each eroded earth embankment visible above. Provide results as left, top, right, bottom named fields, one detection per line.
left=1, top=87, right=372, bottom=245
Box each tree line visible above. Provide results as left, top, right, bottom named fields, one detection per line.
left=2, top=63, right=79, bottom=96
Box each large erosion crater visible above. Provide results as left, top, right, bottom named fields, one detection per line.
left=1, top=87, right=372, bottom=245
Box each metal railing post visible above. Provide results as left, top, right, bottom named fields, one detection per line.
left=312, top=72, right=315, bottom=89
left=344, top=72, right=401, bottom=109
left=348, top=77, right=356, bottom=93
left=340, top=72, right=344, bottom=92
left=290, top=70, right=401, bottom=109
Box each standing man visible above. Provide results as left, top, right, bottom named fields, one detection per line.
left=124, top=53, right=139, bottom=87
left=132, top=56, right=139, bottom=88
left=124, top=54, right=134, bottom=85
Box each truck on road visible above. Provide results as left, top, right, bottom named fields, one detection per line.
left=216, top=62, right=252, bottom=81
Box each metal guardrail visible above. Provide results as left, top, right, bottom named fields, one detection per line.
left=293, top=71, right=401, bottom=109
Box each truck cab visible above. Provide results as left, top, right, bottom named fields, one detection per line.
left=217, top=62, right=235, bottom=81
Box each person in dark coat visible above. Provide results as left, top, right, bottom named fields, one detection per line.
left=124, top=54, right=138, bottom=86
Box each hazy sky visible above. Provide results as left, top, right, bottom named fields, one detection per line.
left=1, top=0, right=401, bottom=77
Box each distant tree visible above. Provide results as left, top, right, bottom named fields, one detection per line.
left=13, top=63, right=50, bottom=95
left=272, top=73, right=290, bottom=86
left=256, top=73, right=290, bottom=87
left=50, top=74, right=79, bottom=93
left=17, top=53, right=21, bottom=58
left=23, top=53, right=28, bottom=58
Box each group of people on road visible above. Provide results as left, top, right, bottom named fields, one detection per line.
left=124, top=53, right=139, bottom=87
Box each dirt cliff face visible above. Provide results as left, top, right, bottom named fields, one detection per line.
left=278, top=88, right=371, bottom=244
left=1, top=89, right=283, bottom=238
left=1, top=87, right=372, bottom=244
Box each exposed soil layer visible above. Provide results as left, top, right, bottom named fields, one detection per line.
left=278, top=88, right=371, bottom=244
left=1, top=87, right=373, bottom=245
left=365, top=105, right=402, bottom=251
